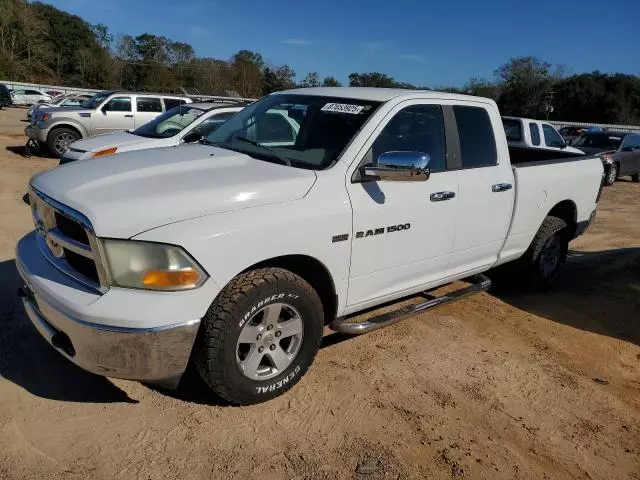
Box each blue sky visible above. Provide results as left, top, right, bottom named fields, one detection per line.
left=49, top=0, right=639, bottom=87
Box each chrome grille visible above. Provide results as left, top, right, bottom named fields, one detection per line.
left=30, top=188, right=108, bottom=293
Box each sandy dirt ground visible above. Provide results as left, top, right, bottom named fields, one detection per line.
left=0, top=106, right=638, bottom=480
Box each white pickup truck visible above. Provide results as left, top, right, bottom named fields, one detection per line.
left=16, top=88, right=604, bottom=405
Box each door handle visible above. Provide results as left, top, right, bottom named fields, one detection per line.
left=491, top=183, right=513, bottom=193
left=430, top=191, right=456, bottom=202
left=124, top=114, right=133, bottom=118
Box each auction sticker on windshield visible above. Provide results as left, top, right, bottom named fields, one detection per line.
left=321, top=103, right=365, bottom=114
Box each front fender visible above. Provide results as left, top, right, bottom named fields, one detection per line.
left=45, top=118, right=89, bottom=138
left=132, top=179, right=353, bottom=319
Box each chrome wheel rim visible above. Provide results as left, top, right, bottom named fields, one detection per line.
left=54, top=133, right=75, bottom=155
left=607, top=165, right=617, bottom=184
left=540, top=235, right=562, bottom=278
left=236, top=302, right=304, bottom=381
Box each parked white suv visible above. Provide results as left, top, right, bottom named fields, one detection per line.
left=59, top=102, right=248, bottom=164
left=17, top=88, right=604, bottom=405
left=25, top=91, right=192, bottom=157
left=11, top=88, right=51, bottom=105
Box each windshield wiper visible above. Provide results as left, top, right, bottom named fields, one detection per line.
left=233, top=136, right=292, bottom=166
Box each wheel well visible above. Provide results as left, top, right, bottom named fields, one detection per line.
left=244, top=255, right=337, bottom=324
left=548, top=200, right=577, bottom=236
left=47, top=124, right=82, bottom=142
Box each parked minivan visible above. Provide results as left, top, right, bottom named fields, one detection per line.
left=25, top=90, right=192, bottom=157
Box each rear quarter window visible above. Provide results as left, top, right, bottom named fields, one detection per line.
left=529, top=123, right=541, bottom=146
left=454, top=106, right=497, bottom=168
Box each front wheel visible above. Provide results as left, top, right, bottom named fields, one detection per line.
left=193, top=268, right=324, bottom=405
left=604, top=163, right=618, bottom=186
left=47, top=127, right=79, bottom=158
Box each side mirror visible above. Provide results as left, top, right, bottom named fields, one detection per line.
left=182, top=131, right=204, bottom=143
left=621, top=146, right=634, bottom=152
left=363, top=151, right=431, bottom=182
left=101, top=105, right=109, bottom=114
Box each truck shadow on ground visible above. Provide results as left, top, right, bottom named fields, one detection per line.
left=0, top=260, right=138, bottom=403
left=491, top=247, right=640, bottom=347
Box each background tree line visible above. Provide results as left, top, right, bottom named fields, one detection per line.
left=1, top=0, right=639, bottom=124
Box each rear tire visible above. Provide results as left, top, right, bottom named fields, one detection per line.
left=516, top=216, right=569, bottom=290
left=47, top=127, right=79, bottom=158
left=604, top=163, right=618, bottom=186
left=631, top=173, right=639, bottom=183
left=193, top=268, right=324, bottom=405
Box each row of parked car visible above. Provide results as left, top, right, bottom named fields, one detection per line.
left=4, top=82, right=640, bottom=188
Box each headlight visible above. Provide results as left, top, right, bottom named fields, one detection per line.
left=92, top=147, right=117, bottom=158
left=101, top=239, right=208, bottom=291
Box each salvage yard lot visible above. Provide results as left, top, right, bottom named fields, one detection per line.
left=0, top=106, right=638, bottom=480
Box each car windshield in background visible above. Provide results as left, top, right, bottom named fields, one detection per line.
left=83, top=92, right=109, bottom=109
left=573, top=133, right=623, bottom=150
left=205, top=94, right=381, bottom=170
left=503, top=119, right=522, bottom=141
left=132, top=105, right=206, bottom=138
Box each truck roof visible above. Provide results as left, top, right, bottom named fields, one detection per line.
left=278, top=87, right=494, bottom=104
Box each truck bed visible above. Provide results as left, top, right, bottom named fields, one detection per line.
left=496, top=148, right=604, bottom=266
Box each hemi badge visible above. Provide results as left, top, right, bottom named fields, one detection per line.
left=332, top=234, right=349, bottom=243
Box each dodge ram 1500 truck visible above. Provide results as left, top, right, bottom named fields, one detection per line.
left=16, top=88, right=605, bottom=405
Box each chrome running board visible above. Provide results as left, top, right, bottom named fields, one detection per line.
left=330, top=274, right=491, bottom=335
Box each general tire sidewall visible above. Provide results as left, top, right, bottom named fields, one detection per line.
left=216, top=280, right=322, bottom=402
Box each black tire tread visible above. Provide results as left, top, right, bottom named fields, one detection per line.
left=194, top=267, right=323, bottom=405
left=518, top=215, right=568, bottom=289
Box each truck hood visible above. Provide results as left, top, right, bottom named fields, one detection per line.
left=31, top=144, right=317, bottom=238
left=70, top=131, right=161, bottom=153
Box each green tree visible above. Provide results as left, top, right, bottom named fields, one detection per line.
left=321, top=76, right=341, bottom=87
left=262, top=64, right=296, bottom=94
left=348, top=72, right=415, bottom=88
left=299, top=72, right=319, bottom=88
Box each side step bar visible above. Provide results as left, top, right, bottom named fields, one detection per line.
left=330, top=274, right=491, bottom=335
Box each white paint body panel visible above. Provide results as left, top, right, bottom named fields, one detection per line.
left=503, top=116, right=585, bottom=154
left=25, top=88, right=604, bottom=329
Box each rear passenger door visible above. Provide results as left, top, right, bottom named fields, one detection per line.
left=135, top=96, right=163, bottom=128
left=346, top=101, right=459, bottom=309
left=448, top=104, right=515, bottom=275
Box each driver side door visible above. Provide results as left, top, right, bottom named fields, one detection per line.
left=92, top=96, right=134, bottom=135
left=345, top=101, right=459, bottom=310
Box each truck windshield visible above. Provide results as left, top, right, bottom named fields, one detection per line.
left=205, top=94, right=381, bottom=169
left=83, top=92, right=110, bottom=109
left=132, top=105, right=205, bottom=138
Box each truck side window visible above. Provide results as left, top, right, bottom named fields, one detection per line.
left=371, top=105, right=446, bottom=171
left=453, top=106, right=497, bottom=168
left=137, top=97, right=162, bottom=112
left=104, top=97, right=131, bottom=112
left=542, top=124, right=564, bottom=147
left=529, top=123, right=541, bottom=146
left=163, top=98, right=186, bottom=110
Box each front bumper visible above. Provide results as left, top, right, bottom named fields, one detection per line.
left=16, top=231, right=202, bottom=388
left=25, top=125, right=49, bottom=144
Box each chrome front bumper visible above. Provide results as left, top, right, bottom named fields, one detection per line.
left=16, top=232, right=201, bottom=388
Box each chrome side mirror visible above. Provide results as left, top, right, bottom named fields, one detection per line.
left=363, top=151, right=431, bottom=182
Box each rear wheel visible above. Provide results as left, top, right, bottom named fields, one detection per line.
left=47, top=127, right=79, bottom=157
left=604, top=163, right=618, bottom=186
left=193, top=268, right=324, bottom=405
left=516, top=216, right=569, bottom=290
left=631, top=173, right=639, bottom=183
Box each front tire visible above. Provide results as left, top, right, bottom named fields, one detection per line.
left=194, top=268, right=324, bottom=405
left=47, top=127, right=79, bottom=158
left=604, top=163, right=618, bottom=186
left=518, top=216, right=569, bottom=290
